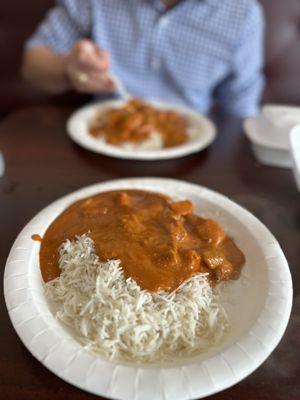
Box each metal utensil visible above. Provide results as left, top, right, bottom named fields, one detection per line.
left=110, top=74, right=131, bottom=100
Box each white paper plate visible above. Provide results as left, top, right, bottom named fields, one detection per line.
left=4, top=178, right=292, bottom=400
left=66, top=100, right=216, bottom=160
left=243, top=117, right=292, bottom=168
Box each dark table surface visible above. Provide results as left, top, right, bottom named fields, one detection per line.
left=0, top=106, right=299, bottom=400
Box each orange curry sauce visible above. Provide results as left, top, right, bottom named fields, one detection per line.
left=31, top=234, right=42, bottom=242
left=89, top=99, right=188, bottom=148
left=39, top=190, right=245, bottom=292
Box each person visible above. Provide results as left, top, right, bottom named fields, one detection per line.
left=22, top=0, right=265, bottom=118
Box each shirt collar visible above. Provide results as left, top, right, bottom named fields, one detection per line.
left=150, top=0, right=219, bottom=10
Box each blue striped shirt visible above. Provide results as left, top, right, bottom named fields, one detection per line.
left=27, top=0, right=265, bottom=117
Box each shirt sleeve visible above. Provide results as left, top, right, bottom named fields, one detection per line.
left=26, top=0, right=92, bottom=54
left=215, top=2, right=265, bottom=118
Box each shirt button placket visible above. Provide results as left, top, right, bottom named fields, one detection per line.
left=150, top=15, right=169, bottom=72
left=159, top=15, right=169, bottom=28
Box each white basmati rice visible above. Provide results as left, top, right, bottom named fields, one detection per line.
left=45, top=234, right=228, bottom=363
left=120, top=131, right=163, bottom=151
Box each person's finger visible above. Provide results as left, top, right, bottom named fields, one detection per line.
left=74, top=55, right=109, bottom=74
left=76, top=42, right=110, bottom=72
left=74, top=81, right=114, bottom=94
left=69, top=70, right=115, bottom=93
left=81, top=72, right=115, bottom=92
left=93, top=46, right=110, bottom=68
left=67, top=59, right=104, bottom=78
left=70, top=67, right=113, bottom=87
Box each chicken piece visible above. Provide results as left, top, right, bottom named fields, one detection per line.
left=120, top=213, right=145, bottom=234
left=171, top=201, right=194, bottom=216
left=202, top=249, right=233, bottom=282
left=202, top=249, right=226, bottom=269
left=182, top=249, right=201, bottom=272
left=215, top=261, right=233, bottom=282
left=117, top=192, right=131, bottom=207
left=195, top=219, right=226, bottom=247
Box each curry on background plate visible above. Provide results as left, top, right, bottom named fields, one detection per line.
left=88, top=99, right=190, bottom=149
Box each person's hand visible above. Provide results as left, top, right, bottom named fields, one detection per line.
left=64, top=39, right=115, bottom=93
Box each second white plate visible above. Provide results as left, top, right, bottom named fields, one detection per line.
left=67, top=100, right=216, bottom=160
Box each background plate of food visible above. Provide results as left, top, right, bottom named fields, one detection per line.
left=66, top=99, right=216, bottom=160
left=4, top=178, right=292, bottom=399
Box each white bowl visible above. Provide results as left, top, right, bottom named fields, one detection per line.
left=4, top=178, right=293, bottom=400
left=243, top=116, right=292, bottom=168
left=66, top=100, right=216, bottom=160
left=263, top=104, right=300, bottom=131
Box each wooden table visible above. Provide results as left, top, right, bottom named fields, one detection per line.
left=0, top=106, right=299, bottom=400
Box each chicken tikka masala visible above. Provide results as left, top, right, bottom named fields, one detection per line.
left=38, top=190, right=245, bottom=292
